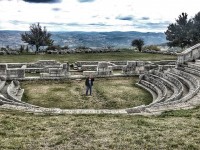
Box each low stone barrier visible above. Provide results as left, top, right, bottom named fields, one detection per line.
left=112, top=65, right=126, bottom=70
left=76, top=61, right=99, bottom=67
left=7, top=63, right=27, bottom=68
left=83, top=71, right=98, bottom=76
left=6, top=68, right=25, bottom=79
left=110, top=61, right=127, bottom=65
left=25, top=68, right=44, bottom=73
left=81, top=65, right=97, bottom=71
left=49, top=68, right=64, bottom=77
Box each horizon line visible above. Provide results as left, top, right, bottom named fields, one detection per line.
left=0, top=29, right=165, bottom=34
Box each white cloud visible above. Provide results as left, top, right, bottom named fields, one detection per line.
left=0, top=0, right=200, bottom=32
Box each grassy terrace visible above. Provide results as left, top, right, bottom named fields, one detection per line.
left=21, top=77, right=152, bottom=109
left=0, top=50, right=176, bottom=63
left=0, top=108, right=200, bottom=149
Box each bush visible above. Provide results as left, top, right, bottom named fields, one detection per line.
left=144, top=45, right=161, bottom=51
left=46, top=45, right=61, bottom=51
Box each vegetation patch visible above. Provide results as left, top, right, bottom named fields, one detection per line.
left=0, top=50, right=176, bottom=63
left=0, top=107, right=200, bottom=149
left=21, top=77, right=152, bottom=109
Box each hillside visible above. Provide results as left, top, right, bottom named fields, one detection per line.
left=0, top=31, right=167, bottom=48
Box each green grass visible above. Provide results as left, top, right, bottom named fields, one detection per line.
left=0, top=107, right=200, bottom=149
left=21, top=77, right=152, bottom=109
left=0, top=50, right=176, bottom=63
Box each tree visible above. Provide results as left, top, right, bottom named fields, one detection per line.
left=190, top=12, right=200, bottom=45
left=21, top=23, right=53, bottom=53
left=165, top=13, right=193, bottom=49
left=131, top=39, right=144, bottom=52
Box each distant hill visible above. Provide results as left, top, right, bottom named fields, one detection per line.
left=0, top=30, right=167, bottom=48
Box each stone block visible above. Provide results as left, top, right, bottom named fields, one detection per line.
left=83, top=71, right=98, bottom=76
left=0, top=64, right=7, bottom=76
left=136, top=61, right=144, bottom=67
left=98, top=62, right=109, bottom=68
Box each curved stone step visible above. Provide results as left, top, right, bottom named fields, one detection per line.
left=145, top=69, right=200, bottom=112
left=142, top=74, right=168, bottom=102
left=0, top=93, right=39, bottom=108
left=136, top=83, right=156, bottom=101
left=151, top=70, right=184, bottom=101
left=179, top=66, right=200, bottom=79
left=6, top=81, right=24, bottom=102
left=187, top=63, right=200, bottom=71
left=139, top=79, right=166, bottom=104
left=169, top=68, right=199, bottom=92
left=0, top=84, right=9, bottom=99
left=0, top=80, right=6, bottom=92
left=148, top=74, right=176, bottom=101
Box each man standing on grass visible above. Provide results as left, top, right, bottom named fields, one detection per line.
left=85, top=74, right=94, bottom=96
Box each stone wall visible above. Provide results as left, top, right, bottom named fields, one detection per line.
left=6, top=69, right=25, bottom=79
left=177, top=43, right=200, bottom=64
left=0, top=64, right=7, bottom=76
left=122, top=61, right=145, bottom=75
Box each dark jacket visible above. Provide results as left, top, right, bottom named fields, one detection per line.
left=85, top=77, right=94, bottom=86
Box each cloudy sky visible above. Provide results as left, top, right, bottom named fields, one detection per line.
left=0, top=0, right=199, bottom=32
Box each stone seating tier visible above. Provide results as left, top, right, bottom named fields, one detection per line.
left=180, top=66, right=200, bottom=77
left=143, top=74, right=167, bottom=101
left=139, top=76, right=167, bottom=103
left=169, top=68, right=199, bottom=90
left=7, top=81, right=24, bottom=101
left=139, top=80, right=163, bottom=103
left=0, top=80, right=6, bottom=92
left=151, top=70, right=183, bottom=101
left=148, top=74, right=180, bottom=102
left=144, top=69, right=200, bottom=111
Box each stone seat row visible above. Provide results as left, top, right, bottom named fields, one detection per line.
left=0, top=79, right=38, bottom=108
left=127, top=67, right=200, bottom=113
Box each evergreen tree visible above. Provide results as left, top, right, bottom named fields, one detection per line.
left=165, top=13, right=192, bottom=49
left=190, top=12, right=200, bottom=44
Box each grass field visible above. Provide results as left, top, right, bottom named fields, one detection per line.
left=0, top=50, right=176, bottom=63
left=21, top=77, right=152, bottom=109
left=0, top=107, right=200, bottom=149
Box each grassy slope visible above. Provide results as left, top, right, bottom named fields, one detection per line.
left=0, top=107, right=200, bottom=149
left=0, top=51, right=176, bottom=63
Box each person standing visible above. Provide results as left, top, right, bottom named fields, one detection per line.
left=85, top=75, right=94, bottom=96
